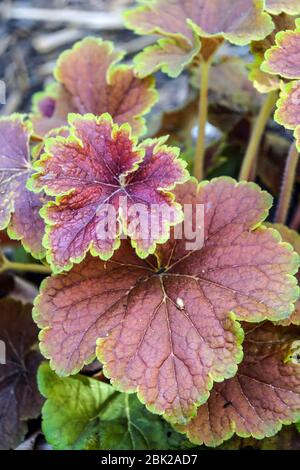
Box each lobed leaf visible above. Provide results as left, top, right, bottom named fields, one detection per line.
left=262, top=19, right=300, bottom=79
left=248, top=55, right=280, bottom=93
left=269, top=224, right=300, bottom=263
left=265, top=0, right=300, bottom=15
left=31, top=37, right=158, bottom=137
left=28, top=113, right=188, bottom=272
left=275, top=81, right=300, bottom=129
left=0, top=115, right=48, bottom=258
left=248, top=13, right=297, bottom=93
left=132, top=34, right=201, bottom=79
left=0, top=298, right=43, bottom=449
left=125, top=0, right=273, bottom=44
left=38, top=363, right=191, bottom=450
left=219, top=424, right=300, bottom=450
left=33, top=178, right=299, bottom=423
left=267, top=224, right=300, bottom=326
left=31, top=85, right=73, bottom=139
left=125, top=0, right=274, bottom=77
left=274, top=81, right=300, bottom=151
left=180, top=322, right=300, bottom=447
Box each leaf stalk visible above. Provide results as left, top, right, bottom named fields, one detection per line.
left=1, top=258, right=51, bottom=274
left=239, top=90, right=278, bottom=181
left=275, top=142, right=299, bottom=225
left=194, top=60, right=211, bottom=181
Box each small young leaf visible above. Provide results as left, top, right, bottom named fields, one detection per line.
left=38, top=363, right=191, bottom=450
left=265, top=0, right=300, bottom=15
left=248, top=54, right=280, bottom=93
left=0, top=298, right=43, bottom=449
left=262, top=19, right=300, bottom=79
left=131, top=34, right=201, bottom=79
left=33, top=178, right=299, bottom=423
left=0, top=115, right=48, bottom=258
left=31, top=37, right=158, bottom=137
left=29, top=113, right=188, bottom=272
left=260, top=20, right=300, bottom=147
left=273, top=81, right=300, bottom=151
left=275, top=81, right=300, bottom=128
left=125, top=0, right=274, bottom=77
left=248, top=14, right=297, bottom=93
left=180, top=322, right=300, bottom=447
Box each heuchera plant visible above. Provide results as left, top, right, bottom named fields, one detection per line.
left=1, top=0, right=300, bottom=451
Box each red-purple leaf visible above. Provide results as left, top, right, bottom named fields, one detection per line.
left=275, top=81, right=300, bottom=129
left=33, top=178, right=299, bottom=423
left=248, top=55, right=280, bottom=93
left=125, top=0, right=274, bottom=77
left=267, top=224, right=300, bottom=326
left=248, top=13, right=297, bottom=94
left=273, top=81, right=300, bottom=151
left=32, top=84, right=74, bottom=139
left=125, top=0, right=273, bottom=43
left=265, top=0, right=300, bottom=16
left=31, top=37, right=158, bottom=137
left=129, top=34, right=201, bottom=79
left=29, top=113, right=188, bottom=272
left=0, top=115, right=48, bottom=258
left=0, top=298, right=43, bottom=449
left=261, top=20, right=300, bottom=147
left=262, top=19, right=300, bottom=79
left=181, top=322, right=300, bottom=446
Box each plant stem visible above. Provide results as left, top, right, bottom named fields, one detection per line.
left=239, top=90, right=278, bottom=181
left=194, top=60, right=211, bottom=181
left=2, top=259, right=51, bottom=274
left=275, top=142, right=299, bottom=225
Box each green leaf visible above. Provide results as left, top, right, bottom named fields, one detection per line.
left=38, top=363, right=191, bottom=450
